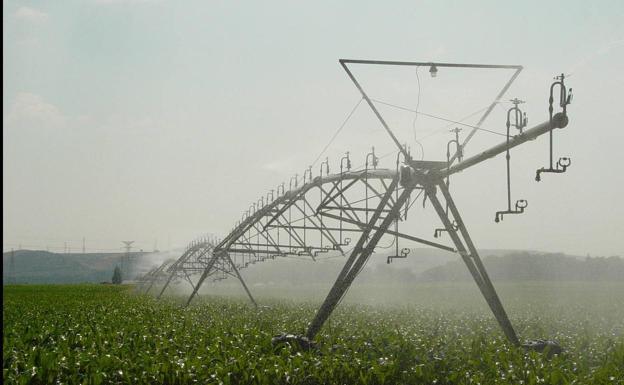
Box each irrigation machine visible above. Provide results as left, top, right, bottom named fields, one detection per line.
left=139, top=59, right=573, bottom=355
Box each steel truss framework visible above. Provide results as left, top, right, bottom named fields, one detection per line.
left=138, top=59, right=572, bottom=349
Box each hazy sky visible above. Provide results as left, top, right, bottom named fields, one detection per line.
left=3, top=0, right=624, bottom=256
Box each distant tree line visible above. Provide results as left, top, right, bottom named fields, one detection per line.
left=112, top=266, right=122, bottom=284
left=4, top=249, right=622, bottom=285
left=420, top=252, right=624, bottom=282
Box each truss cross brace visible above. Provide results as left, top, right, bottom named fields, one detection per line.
left=144, top=263, right=168, bottom=294
left=306, top=176, right=410, bottom=339
left=185, top=250, right=257, bottom=307
left=157, top=270, right=176, bottom=299
left=305, top=175, right=520, bottom=346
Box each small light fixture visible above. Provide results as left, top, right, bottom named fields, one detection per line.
left=429, top=64, right=438, bottom=78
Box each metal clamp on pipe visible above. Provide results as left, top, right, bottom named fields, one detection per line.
left=399, top=164, right=416, bottom=188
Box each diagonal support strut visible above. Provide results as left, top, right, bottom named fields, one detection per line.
left=426, top=179, right=520, bottom=345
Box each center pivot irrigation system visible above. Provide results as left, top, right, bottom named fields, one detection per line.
left=138, top=59, right=573, bottom=353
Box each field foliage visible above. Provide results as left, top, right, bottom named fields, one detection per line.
left=3, top=283, right=623, bottom=384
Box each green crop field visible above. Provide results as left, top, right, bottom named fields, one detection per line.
left=3, top=283, right=623, bottom=385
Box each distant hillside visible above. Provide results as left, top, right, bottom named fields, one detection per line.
left=420, top=252, right=624, bottom=282
left=2, top=250, right=150, bottom=284
left=4, top=248, right=618, bottom=285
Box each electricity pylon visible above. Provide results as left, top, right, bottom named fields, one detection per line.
left=121, top=241, right=134, bottom=281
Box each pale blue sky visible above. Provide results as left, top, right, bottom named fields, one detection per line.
left=3, top=0, right=624, bottom=255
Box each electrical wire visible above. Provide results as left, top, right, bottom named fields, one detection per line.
left=417, top=104, right=493, bottom=141
left=412, top=67, right=425, bottom=160
left=311, top=97, right=363, bottom=167
left=375, top=236, right=396, bottom=249
left=371, top=98, right=507, bottom=138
